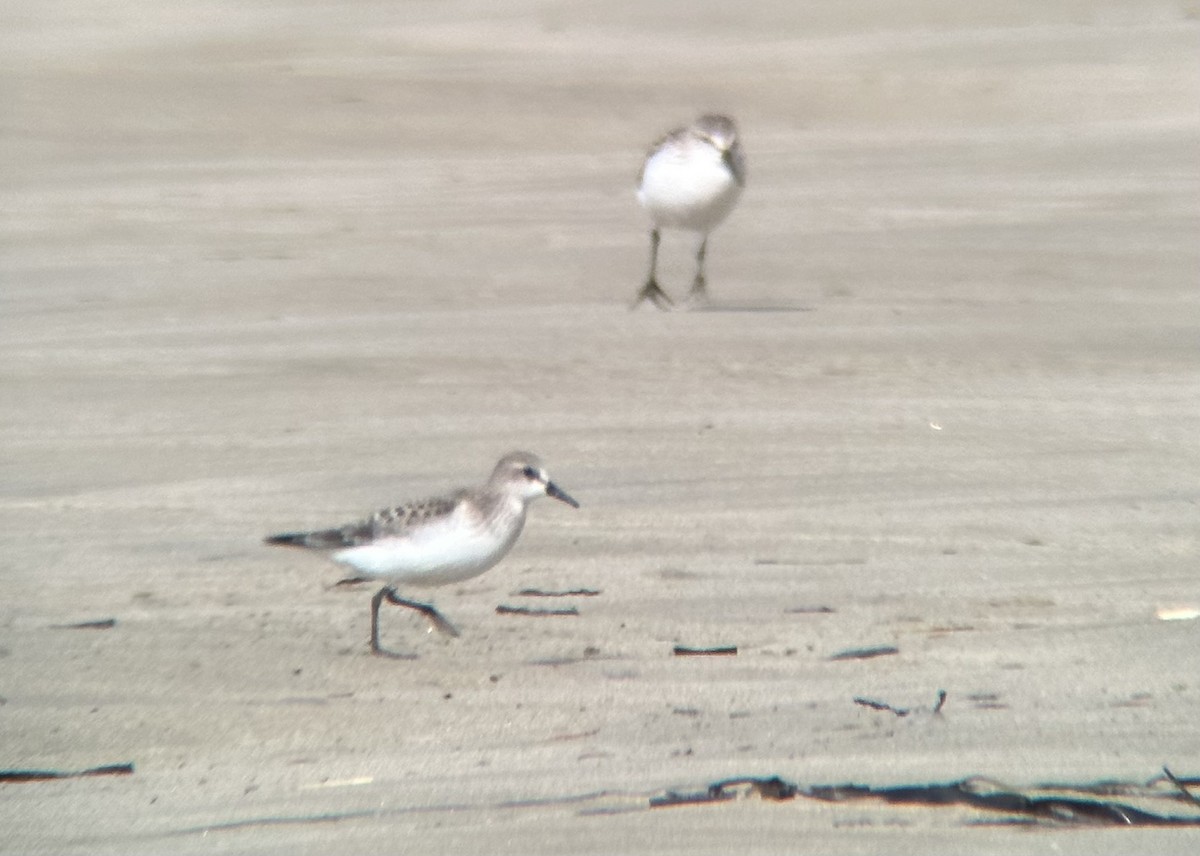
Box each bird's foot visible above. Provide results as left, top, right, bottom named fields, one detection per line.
left=631, top=279, right=674, bottom=311
left=384, top=590, right=461, bottom=638
left=424, top=610, right=461, bottom=638
left=370, top=644, right=419, bottom=660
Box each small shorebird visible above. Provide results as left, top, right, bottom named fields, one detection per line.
left=633, top=113, right=746, bottom=309
left=265, top=451, right=579, bottom=658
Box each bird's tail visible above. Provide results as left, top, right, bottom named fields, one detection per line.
left=264, top=526, right=362, bottom=549
left=264, top=532, right=311, bottom=548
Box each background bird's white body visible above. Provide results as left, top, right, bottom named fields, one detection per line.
left=638, top=139, right=742, bottom=233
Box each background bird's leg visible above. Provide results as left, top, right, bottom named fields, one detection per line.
left=632, top=229, right=673, bottom=310
left=689, top=236, right=709, bottom=302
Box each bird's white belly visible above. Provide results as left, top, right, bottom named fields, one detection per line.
left=638, top=151, right=741, bottom=232
left=332, top=509, right=521, bottom=587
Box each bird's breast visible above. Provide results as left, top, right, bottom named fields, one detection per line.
left=638, top=147, right=741, bottom=231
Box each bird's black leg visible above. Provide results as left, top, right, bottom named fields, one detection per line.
left=632, top=229, right=673, bottom=310
left=384, top=589, right=461, bottom=638
left=688, top=236, right=710, bottom=304
left=369, top=586, right=417, bottom=659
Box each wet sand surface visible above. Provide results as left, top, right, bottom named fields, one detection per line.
left=3, top=1, right=1199, bottom=852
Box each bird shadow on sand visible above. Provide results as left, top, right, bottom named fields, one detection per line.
left=686, top=301, right=816, bottom=314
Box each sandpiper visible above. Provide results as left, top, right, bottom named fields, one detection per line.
left=265, top=451, right=580, bottom=658
left=633, top=113, right=746, bottom=309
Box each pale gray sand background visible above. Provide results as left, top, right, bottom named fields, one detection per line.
left=2, top=1, right=1199, bottom=852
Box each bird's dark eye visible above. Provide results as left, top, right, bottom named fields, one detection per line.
left=522, top=466, right=539, bottom=479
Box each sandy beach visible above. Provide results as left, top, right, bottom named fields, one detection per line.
left=2, top=1, right=1199, bottom=852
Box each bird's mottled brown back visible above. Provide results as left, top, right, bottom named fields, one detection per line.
left=369, top=493, right=462, bottom=537
left=267, top=493, right=463, bottom=551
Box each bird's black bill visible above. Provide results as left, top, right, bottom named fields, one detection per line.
left=545, top=481, right=580, bottom=508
